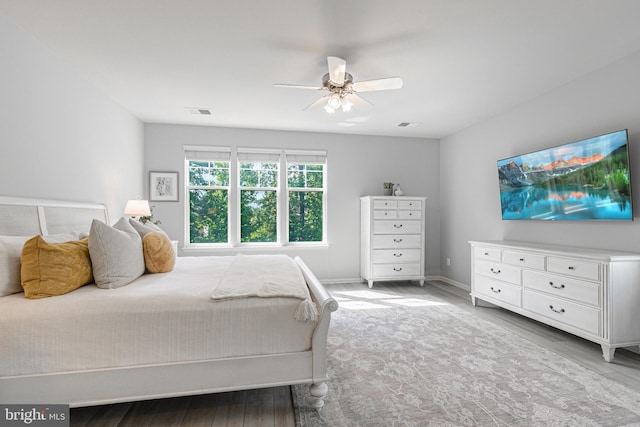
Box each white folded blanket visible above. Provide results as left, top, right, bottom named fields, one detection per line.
left=211, top=254, right=318, bottom=322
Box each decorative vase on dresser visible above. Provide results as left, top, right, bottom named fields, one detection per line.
left=360, top=196, right=427, bottom=288
left=469, top=240, right=640, bottom=362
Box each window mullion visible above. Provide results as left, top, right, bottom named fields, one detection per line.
left=229, top=149, right=239, bottom=247
left=279, top=150, right=287, bottom=245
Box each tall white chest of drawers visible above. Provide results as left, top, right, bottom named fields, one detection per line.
left=470, top=240, right=640, bottom=361
left=360, top=196, right=426, bottom=288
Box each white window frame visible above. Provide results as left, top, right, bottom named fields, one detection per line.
left=236, top=147, right=281, bottom=246
left=183, top=145, right=327, bottom=249
left=184, top=145, right=232, bottom=246
left=285, top=149, right=328, bottom=246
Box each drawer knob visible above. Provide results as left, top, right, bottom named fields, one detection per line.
left=394, top=224, right=403, bottom=228
left=549, top=305, right=565, bottom=314
left=484, top=252, right=489, bottom=256
left=393, top=267, right=403, bottom=272
left=519, top=258, right=525, bottom=262
left=549, top=281, right=565, bottom=289
left=490, top=268, right=501, bottom=274
left=393, top=253, right=403, bottom=257
left=393, top=238, right=403, bottom=243
left=568, top=266, right=575, bottom=270
left=490, top=287, right=501, bottom=294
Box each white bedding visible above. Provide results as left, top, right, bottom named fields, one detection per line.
left=0, top=256, right=317, bottom=377
left=212, top=254, right=318, bottom=322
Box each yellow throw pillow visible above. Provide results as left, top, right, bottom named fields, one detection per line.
left=21, top=236, right=93, bottom=299
left=142, top=232, right=176, bottom=273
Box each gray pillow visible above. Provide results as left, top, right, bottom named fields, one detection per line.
left=89, top=218, right=145, bottom=289
left=129, top=219, right=167, bottom=238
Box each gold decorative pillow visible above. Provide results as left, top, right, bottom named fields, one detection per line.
left=20, top=236, right=93, bottom=299
left=142, top=232, right=175, bottom=273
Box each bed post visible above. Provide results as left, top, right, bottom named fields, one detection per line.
left=309, top=382, right=329, bottom=410
left=294, top=256, right=338, bottom=411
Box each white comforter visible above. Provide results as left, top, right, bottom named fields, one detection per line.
left=0, top=256, right=317, bottom=377
left=211, top=254, right=318, bottom=322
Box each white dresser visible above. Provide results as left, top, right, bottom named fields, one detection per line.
left=361, top=196, right=426, bottom=288
left=469, top=240, right=640, bottom=361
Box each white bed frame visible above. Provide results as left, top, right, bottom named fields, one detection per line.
left=0, top=196, right=338, bottom=409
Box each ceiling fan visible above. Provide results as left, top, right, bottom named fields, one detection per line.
left=274, top=56, right=403, bottom=113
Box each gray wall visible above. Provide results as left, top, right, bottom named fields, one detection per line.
left=0, top=16, right=144, bottom=217
left=144, top=124, right=440, bottom=281
left=440, top=50, right=640, bottom=287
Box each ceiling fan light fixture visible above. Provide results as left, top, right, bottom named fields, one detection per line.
left=341, top=98, right=354, bottom=112
left=327, top=95, right=342, bottom=109
left=324, top=104, right=336, bottom=113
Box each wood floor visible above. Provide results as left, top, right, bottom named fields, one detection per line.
left=70, top=280, right=640, bottom=426
left=70, top=385, right=296, bottom=427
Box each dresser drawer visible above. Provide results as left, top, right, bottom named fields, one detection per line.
left=473, top=275, right=521, bottom=307
left=523, top=290, right=600, bottom=336
left=502, top=250, right=545, bottom=270
left=372, top=234, right=422, bottom=249
left=398, top=210, right=422, bottom=219
left=523, top=270, right=600, bottom=307
left=473, top=246, right=501, bottom=262
left=398, top=200, right=422, bottom=209
left=373, top=200, right=397, bottom=209
left=372, top=263, right=421, bottom=277
left=373, top=249, right=421, bottom=263
left=547, top=256, right=600, bottom=282
left=474, top=260, right=521, bottom=285
left=374, top=220, right=421, bottom=234
left=373, top=210, right=397, bottom=219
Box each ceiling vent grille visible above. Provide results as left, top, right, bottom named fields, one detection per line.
left=185, top=107, right=212, bottom=115
left=397, top=122, right=420, bottom=128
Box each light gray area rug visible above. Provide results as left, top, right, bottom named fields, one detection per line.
left=293, top=284, right=640, bottom=426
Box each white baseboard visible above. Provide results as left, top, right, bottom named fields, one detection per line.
left=321, top=277, right=364, bottom=285
left=320, top=275, right=471, bottom=292
left=432, top=275, right=470, bottom=292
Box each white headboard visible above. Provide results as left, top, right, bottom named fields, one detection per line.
left=0, top=196, right=109, bottom=236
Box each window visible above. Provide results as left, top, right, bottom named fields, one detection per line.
left=185, top=147, right=231, bottom=244
left=238, top=149, right=280, bottom=243
left=185, top=146, right=326, bottom=247
left=286, top=151, right=326, bottom=243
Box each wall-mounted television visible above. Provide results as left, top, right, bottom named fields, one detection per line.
left=497, top=129, right=633, bottom=221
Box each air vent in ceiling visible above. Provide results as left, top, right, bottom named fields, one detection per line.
left=185, top=107, right=212, bottom=115
left=397, top=122, right=421, bottom=128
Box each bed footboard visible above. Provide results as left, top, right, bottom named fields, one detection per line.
left=294, top=256, right=338, bottom=409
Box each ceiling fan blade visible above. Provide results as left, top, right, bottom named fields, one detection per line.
left=345, top=94, right=373, bottom=109
left=303, top=95, right=331, bottom=111
left=352, top=77, right=403, bottom=92
left=274, top=83, right=324, bottom=90
left=327, top=56, right=346, bottom=86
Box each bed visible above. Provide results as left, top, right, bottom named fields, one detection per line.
left=0, top=196, right=338, bottom=409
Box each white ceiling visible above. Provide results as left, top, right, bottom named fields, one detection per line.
left=3, top=0, right=640, bottom=139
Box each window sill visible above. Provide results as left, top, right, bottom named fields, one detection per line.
left=181, top=243, right=329, bottom=256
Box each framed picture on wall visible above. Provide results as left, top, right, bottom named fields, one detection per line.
left=149, top=171, right=179, bottom=201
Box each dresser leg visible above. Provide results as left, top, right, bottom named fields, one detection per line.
left=471, top=295, right=477, bottom=306
left=601, top=344, right=615, bottom=362
left=418, top=279, right=425, bottom=287
left=367, top=280, right=374, bottom=289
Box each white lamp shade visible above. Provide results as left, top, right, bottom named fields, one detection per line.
left=124, top=199, right=151, bottom=217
